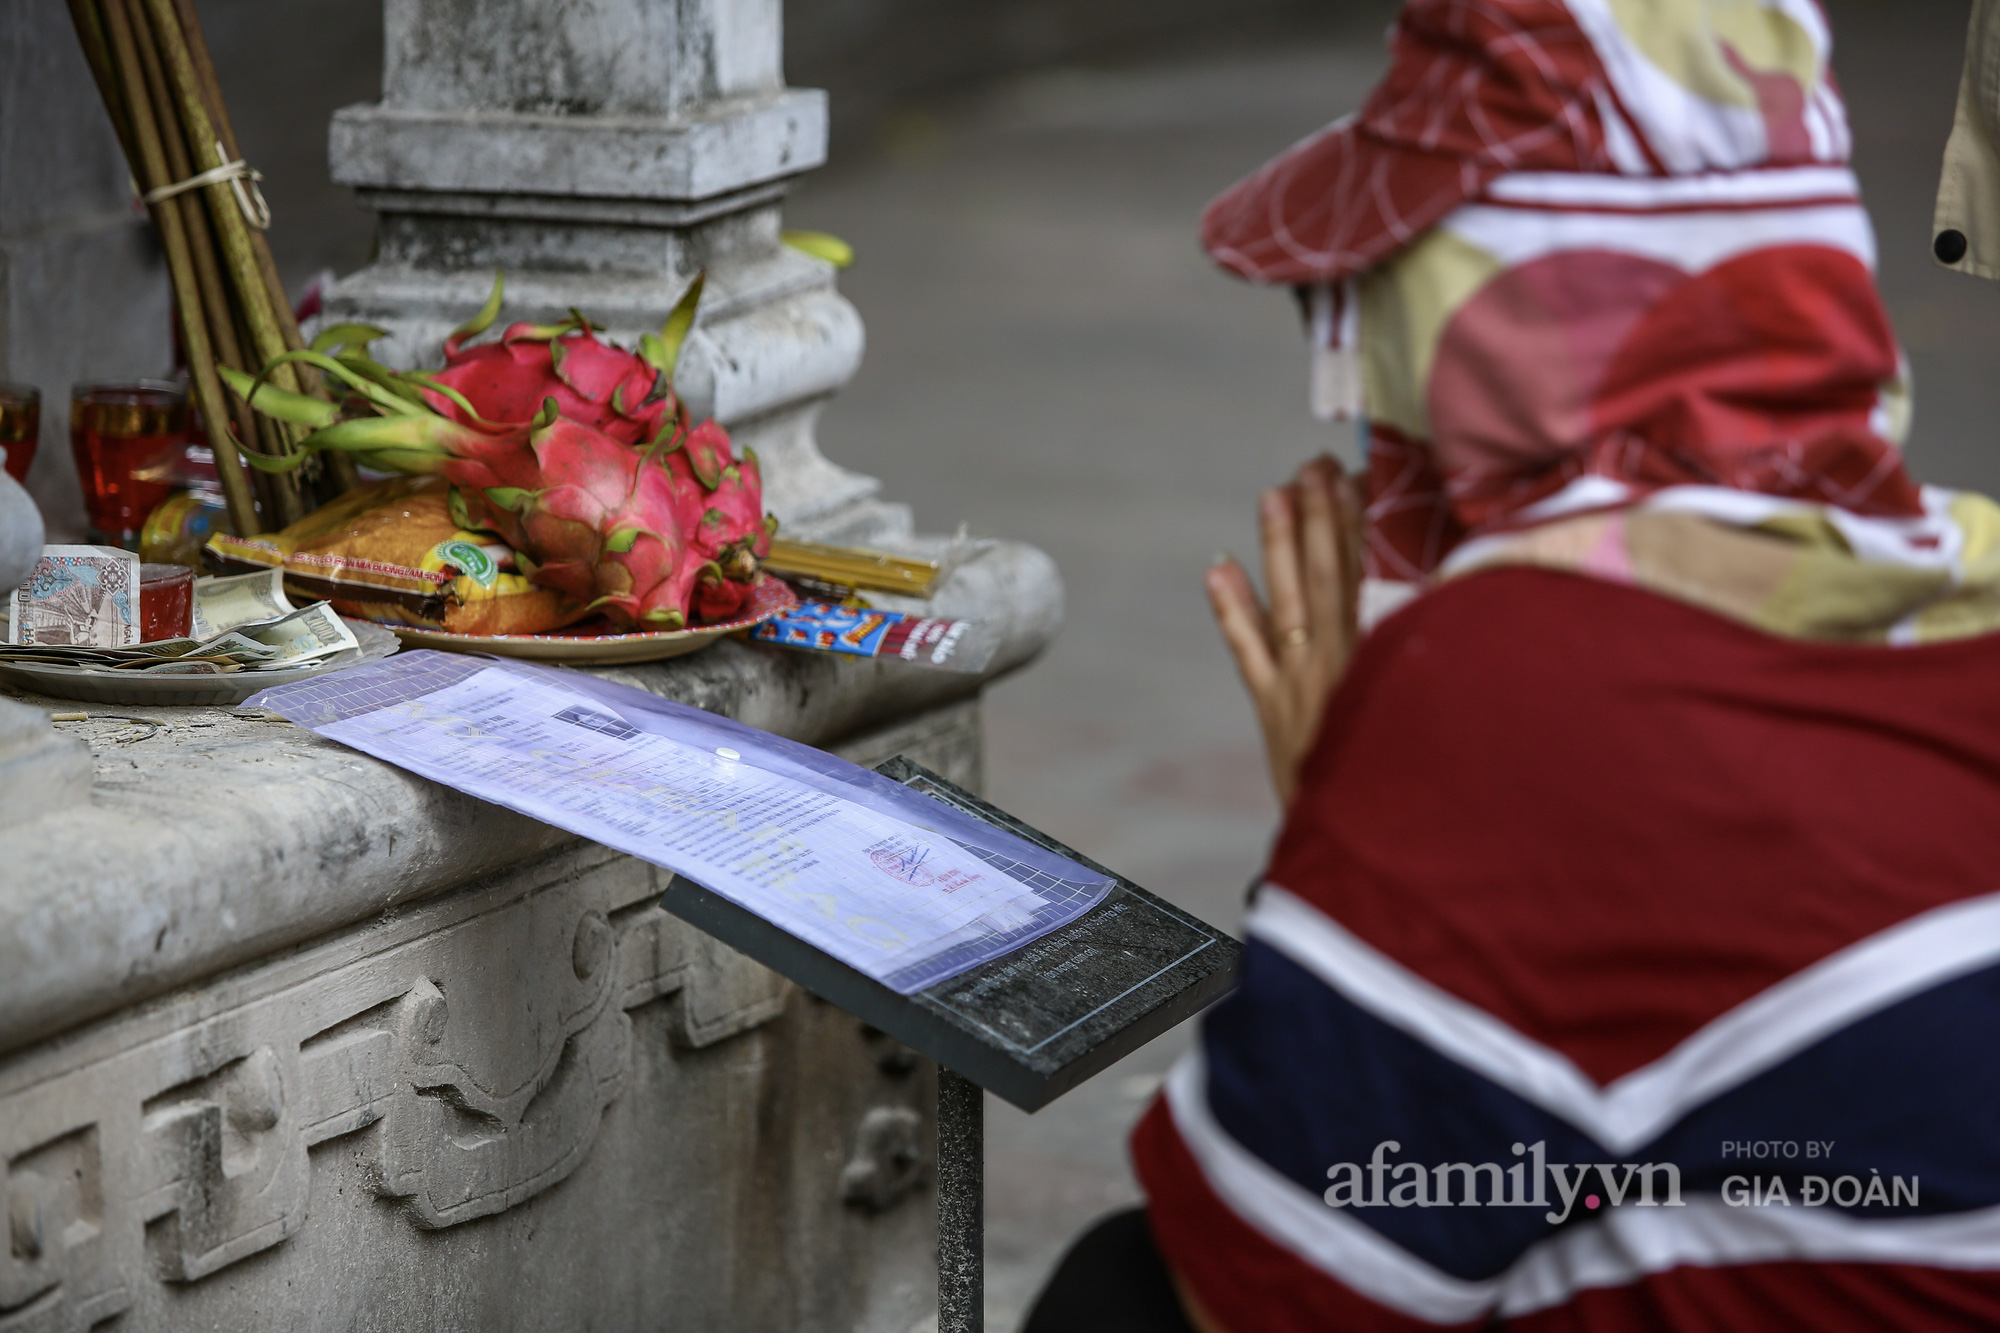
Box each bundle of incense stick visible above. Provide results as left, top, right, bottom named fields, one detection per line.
left=65, top=0, right=356, bottom=536
left=763, top=538, right=944, bottom=598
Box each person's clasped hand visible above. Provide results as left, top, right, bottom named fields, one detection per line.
left=1205, top=454, right=1362, bottom=807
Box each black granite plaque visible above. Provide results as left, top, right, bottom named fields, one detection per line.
left=659, top=756, right=1240, bottom=1110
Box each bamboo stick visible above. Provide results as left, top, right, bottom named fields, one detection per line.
left=167, top=0, right=354, bottom=504
left=136, top=0, right=299, bottom=402
left=166, top=0, right=302, bottom=354
left=65, top=0, right=138, bottom=165
left=121, top=0, right=303, bottom=526
left=91, top=0, right=260, bottom=537
left=164, top=0, right=364, bottom=500
left=132, top=0, right=313, bottom=524
left=122, top=6, right=261, bottom=458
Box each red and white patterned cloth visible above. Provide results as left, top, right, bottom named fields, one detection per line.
left=1203, top=0, right=1907, bottom=583
left=1203, top=0, right=1852, bottom=286
left=1141, top=4, right=2000, bottom=1330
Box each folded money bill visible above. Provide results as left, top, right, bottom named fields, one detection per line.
left=191, top=568, right=295, bottom=638
left=5, top=546, right=138, bottom=649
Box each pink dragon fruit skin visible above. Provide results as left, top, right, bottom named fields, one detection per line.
left=476, top=415, right=696, bottom=629
left=659, top=420, right=776, bottom=622
left=423, top=324, right=675, bottom=448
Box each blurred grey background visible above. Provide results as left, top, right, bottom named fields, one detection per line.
left=175, top=1, right=2000, bottom=1324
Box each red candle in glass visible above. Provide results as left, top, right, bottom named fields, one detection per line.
left=139, top=563, right=194, bottom=642
left=0, top=383, right=38, bottom=485
left=70, top=380, right=189, bottom=547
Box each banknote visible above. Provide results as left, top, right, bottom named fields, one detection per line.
left=225, top=602, right=359, bottom=669
left=0, top=586, right=358, bottom=675
left=5, top=546, right=139, bottom=649
left=191, top=569, right=296, bottom=638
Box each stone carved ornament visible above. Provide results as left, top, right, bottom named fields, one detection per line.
left=0, top=848, right=790, bottom=1332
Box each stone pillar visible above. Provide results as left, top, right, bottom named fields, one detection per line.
left=323, top=0, right=899, bottom=541
left=0, top=0, right=174, bottom=540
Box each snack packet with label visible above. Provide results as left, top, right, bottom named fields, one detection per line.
left=206, top=476, right=581, bottom=636
left=752, top=599, right=997, bottom=673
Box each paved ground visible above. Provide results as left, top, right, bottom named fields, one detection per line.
left=786, top=6, right=1997, bottom=1325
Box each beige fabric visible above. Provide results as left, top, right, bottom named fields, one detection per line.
left=1935, top=0, right=2000, bottom=280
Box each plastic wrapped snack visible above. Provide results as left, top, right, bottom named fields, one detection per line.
left=205, top=476, right=583, bottom=636
left=751, top=599, right=997, bottom=672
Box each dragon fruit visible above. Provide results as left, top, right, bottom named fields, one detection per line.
left=417, top=274, right=698, bottom=447
left=219, top=272, right=777, bottom=632
left=666, top=419, right=775, bottom=622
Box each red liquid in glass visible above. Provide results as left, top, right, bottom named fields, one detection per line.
left=72, top=430, right=185, bottom=538
left=0, top=387, right=37, bottom=485
left=139, top=564, right=194, bottom=642
left=70, top=383, right=188, bottom=545
left=2, top=436, right=37, bottom=485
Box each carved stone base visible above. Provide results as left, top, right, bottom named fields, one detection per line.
left=0, top=701, right=980, bottom=1333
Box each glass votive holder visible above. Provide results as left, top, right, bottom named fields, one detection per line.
left=70, top=380, right=190, bottom=548
left=139, top=563, right=194, bottom=642
left=0, top=382, right=39, bottom=485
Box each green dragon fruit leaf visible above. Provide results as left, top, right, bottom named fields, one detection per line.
left=255, top=349, right=429, bottom=419
left=237, top=447, right=314, bottom=474
left=331, top=354, right=453, bottom=420
left=533, top=397, right=561, bottom=429
left=642, top=607, right=687, bottom=629
left=781, top=230, right=854, bottom=268
left=643, top=271, right=706, bottom=377
left=603, top=526, right=645, bottom=554
left=445, top=272, right=505, bottom=357
left=309, top=323, right=389, bottom=356
left=447, top=486, right=477, bottom=532
left=293, top=413, right=470, bottom=460
left=361, top=447, right=459, bottom=474
left=502, top=314, right=583, bottom=345
left=638, top=419, right=684, bottom=469
left=483, top=486, right=533, bottom=512
left=218, top=367, right=339, bottom=428
left=239, top=414, right=461, bottom=475
left=763, top=514, right=780, bottom=536
left=686, top=431, right=723, bottom=489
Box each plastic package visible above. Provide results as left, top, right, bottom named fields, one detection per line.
left=752, top=599, right=998, bottom=672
